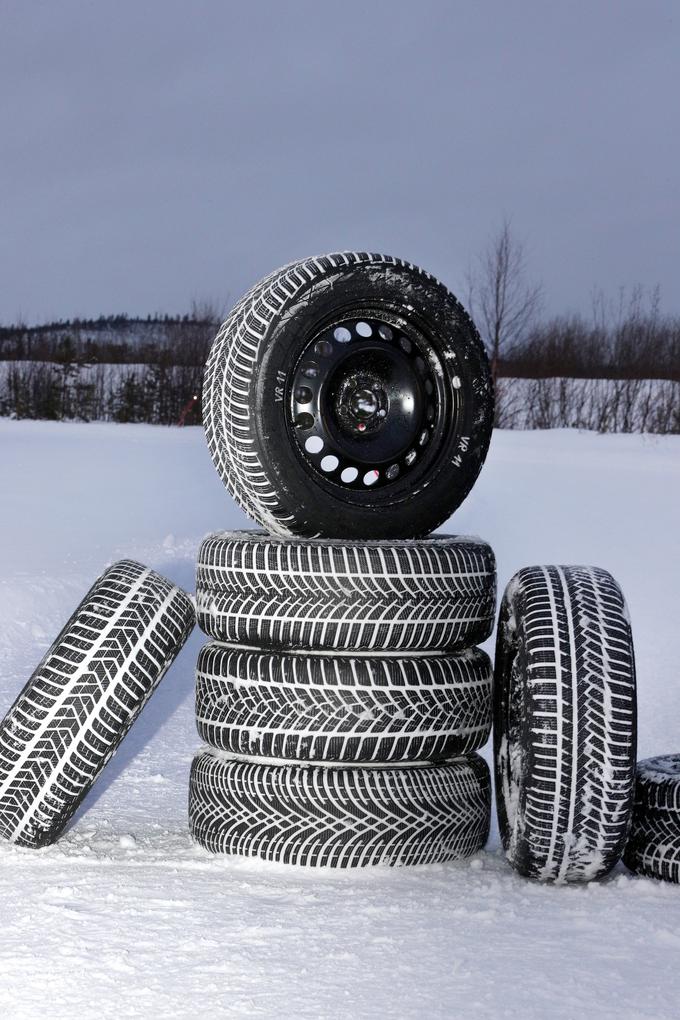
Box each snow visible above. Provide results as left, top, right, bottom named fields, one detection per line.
left=0, top=419, right=679, bottom=1020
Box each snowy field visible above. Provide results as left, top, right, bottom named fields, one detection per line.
left=0, top=419, right=679, bottom=1020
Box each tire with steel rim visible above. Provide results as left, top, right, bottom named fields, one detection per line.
left=189, top=750, right=491, bottom=867
left=195, top=642, right=492, bottom=763
left=195, top=530, right=496, bottom=652
left=0, top=561, right=195, bottom=848
left=493, top=565, right=637, bottom=883
left=203, top=252, right=493, bottom=539
left=623, top=755, right=680, bottom=883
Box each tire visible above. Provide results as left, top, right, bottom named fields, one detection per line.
left=0, top=561, right=195, bottom=848
left=203, top=252, right=493, bottom=540
left=195, top=531, right=496, bottom=652
left=189, top=750, right=491, bottom=867
left=623, top=755, right=680, bottom=883
left=493, top=565, right=636, bottom=883
left=195, top=642, right=492, bottom=763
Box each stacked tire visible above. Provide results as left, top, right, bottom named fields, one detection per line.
left=189, top=252, right=498, bottom=867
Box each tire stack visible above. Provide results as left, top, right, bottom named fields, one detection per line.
left=188, top=252, right=498, bottom=867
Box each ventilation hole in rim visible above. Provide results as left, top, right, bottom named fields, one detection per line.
left=303, top=362, right=320, bottom=378
left=426, top=405, right=435, bottom=422
left=314, top=340, right=333, bottom=357
left=418, top=429, right=429, bottom=446
left=295, top=386, right=313, bottom=404
left=341, top=466, right=359, bottom=483
left=386, top=464, right=400, bottom=481
left=295, top=413, right=314, bottom=430
left=363, top=469, right=380, bottom=486
left=415, top=356, right=426, bottom=373
left=355, top=321, right=372, bottom=337
left=334, top=327, right=352, bottom=343
left=399, top=337, right=412, bottom=354
left=320, top=454, right=339, bottom=472
left=378, top=324, right=393, bottom=341
left=425, top=378, right=434, bottom=395
left=452, top=375, right=462, bottom=389
left=304, top=436, right=324, bottom=454
left=405, top=450, right=417, bottom=466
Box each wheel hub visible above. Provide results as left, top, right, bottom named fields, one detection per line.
left=336, top=374, right=389, bottom=435
left=349, top=387, right=382, bottom=421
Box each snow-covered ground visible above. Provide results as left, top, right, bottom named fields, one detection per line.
left=0, top=419, right=679, bottom=1020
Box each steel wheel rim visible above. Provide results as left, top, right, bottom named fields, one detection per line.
left=287, top=310, right=455, bottom=493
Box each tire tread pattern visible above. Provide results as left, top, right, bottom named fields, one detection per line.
left=195, top=531, right=496, bottom=652
left=195, top=642, right=492, bottom=762
left=189, top=749, right=491, bottom=867
left=623, top=754, right=680, bottom=883
left=0, top=561, right=195, bottom=847
left=494, top=564, right=636, bottom=883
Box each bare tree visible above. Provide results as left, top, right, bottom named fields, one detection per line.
left=467, top=218, right=543, bottom=383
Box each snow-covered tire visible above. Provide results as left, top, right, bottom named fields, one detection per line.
left=203, top=252, right=493, bottom=540
left=195, top=642, right=492, bottom=763
left=493, top=565, right=637, bottom=883
left=189, top=750, right=491, bottom=867
left=195, top=531, right=496, bottom=652
left=0, top=561, right=195, bottom=848
left=623, top=755, right=680, bottom=883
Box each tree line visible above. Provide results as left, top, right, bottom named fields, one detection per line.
left=0, top=304, right=218, bottom=425
left=1, top=229, right=678, bottom=430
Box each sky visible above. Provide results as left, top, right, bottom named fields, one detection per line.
left=1, top=0, right=678, bottom=325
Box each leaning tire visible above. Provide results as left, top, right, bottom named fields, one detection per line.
left=195, top=642, right=492, bottom=763
left=203, top=252, right=493, bottom=540
left=623, top=755, right=680, bottom=883
left=0, top=561, right=195, bottom=848
left=195, top=530, right=496, bottom=652
left=189, top=750, right=491, bottom=867
left=493, top=565, right=637, bottom=883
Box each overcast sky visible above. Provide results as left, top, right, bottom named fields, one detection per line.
left=2, top=0, right=678, bottom=324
